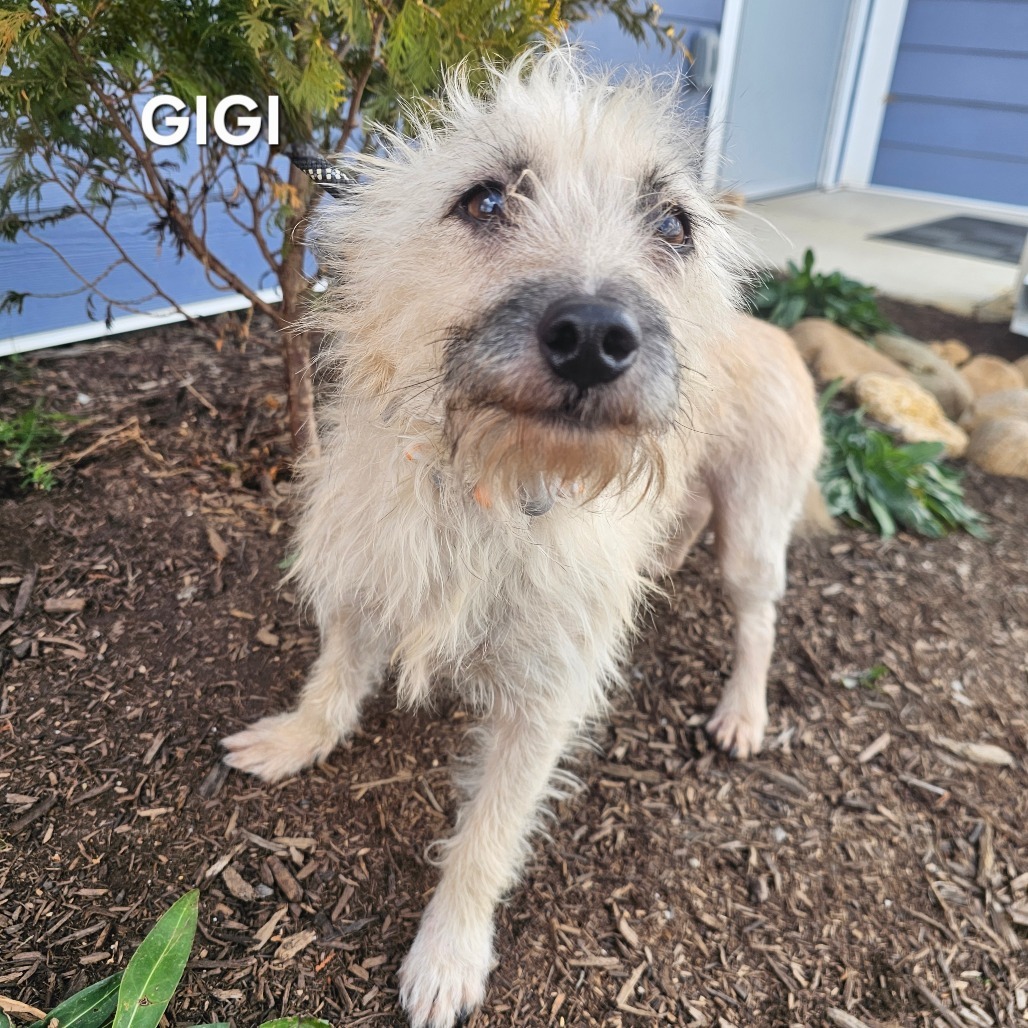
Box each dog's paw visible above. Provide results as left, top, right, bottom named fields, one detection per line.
left=221, top=711, right=336, bottom=782
left=707, top=698, right=767, bottom=759
left=398, top=903, right=492, bottom=1028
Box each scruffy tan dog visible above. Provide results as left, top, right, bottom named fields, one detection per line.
left=222, top=49, right=823, bottom=1028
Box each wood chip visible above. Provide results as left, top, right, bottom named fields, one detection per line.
left=222, top=865, right=257, bottom=902
left=256, top=627, right=280, bottom=647
left=617, top=913, right=640, bottom=950
left=0, top=997, right=46, bottom=1018
left=274, top=928, right=317, bottom=961
left=857, top=731, right=892, bottom=764
left=594, top=762, right=664, bottom=785
left=204, top=844, right=245, bottom=880
left=253, top=906, right=289, bottom=949
left=827, top=1009, right=874, bottom=1028
left=267, top=855, right=302, bottom=902
left=934, top=736, right=1014, bottom=767
left=7, top=795, right=58, bottom=835
left=43, top=596, right=86, bottom=613
left=616, top=960, right=646, bottom=1007
left=568, top=955, right=621, bottom=968
left=351, top=770, right=413, bottom=800
left=206, top=525, right=229, bottom=561
left=912, top=979, right=965, bottom=1028
left=12, top=567, right=37, bottom=620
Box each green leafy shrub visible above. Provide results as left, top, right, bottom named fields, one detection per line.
left=750, top=248, right=895, bottom=338
left=819, top=388, right=986, bottom=539
left=0, top=402, right=77, bottom=490
left=21, top=891, right=331, bottom=1028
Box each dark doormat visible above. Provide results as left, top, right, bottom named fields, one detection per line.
left=872, top=216, right=1028, bottom=264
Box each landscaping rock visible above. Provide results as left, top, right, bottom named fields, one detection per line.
left=960, top=388, right=1028, bottom=433
left=789, top=319, right=910, bottom=388
left=854, top=373, right=968, bottom=458
left=966, top=417, right=1028, bottom=478
left=928, top=338, right=971, bottom=367
left=960, top=354, right=1024, bottom=397
left=873, top=332, right=974, bottom=420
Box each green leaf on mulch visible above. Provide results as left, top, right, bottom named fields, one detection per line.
left=0, top=1011, right=12, bottom=1028
left=26, top=972, right=123, bottom=1028
left=112, top=890, right=199, bottom=1028
left=258, top=1019, right=334, bottom=1028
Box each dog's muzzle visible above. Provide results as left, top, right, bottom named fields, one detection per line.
left=537, top=296, right=641, bottom=389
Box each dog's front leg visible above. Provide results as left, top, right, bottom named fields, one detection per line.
left=398, top=696, right=580, bottom=1028
left=222, top=607, right=388, bottom=782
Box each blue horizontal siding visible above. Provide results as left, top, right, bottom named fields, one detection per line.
left=890, top=49, right=1028, bottom=108
left=900, top=0, right=1028, bottom=54
left=0, top=201, right=281, bottom=340
left=874, top=146, right=1028, bottom=207
left=879, top=100, right=1028, bottom=162
left=873, top=0, right=1028, bottom=205
left=664, top=0, right=723, bottom=23
left=575, top=1, right=722, bottom=72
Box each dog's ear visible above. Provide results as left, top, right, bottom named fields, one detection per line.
left=287, top=147, right=355, bottom=199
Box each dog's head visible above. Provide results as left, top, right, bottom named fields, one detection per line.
left=312, top=48, right=750, bottom=507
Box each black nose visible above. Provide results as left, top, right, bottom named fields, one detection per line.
left=537, top=296, right=641, bottom=389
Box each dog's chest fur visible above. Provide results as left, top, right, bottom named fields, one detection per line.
left=293, top=409, right=676, bottom=707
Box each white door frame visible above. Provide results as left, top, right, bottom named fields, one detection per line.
left=836, top=0, right=910, bottom=188
left=704, top=0, right=909, bottom=193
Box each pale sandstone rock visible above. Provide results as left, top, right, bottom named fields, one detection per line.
left=873, top=332, right=974, bottom=420
left=966, top=418, right=1028, bottom=478
left=960, top=389, right=1028, bottom=432
left=788, top=319, right=910, bottom=388
left=928, top=339, right=971, bottom=367
left=854, top=373, right=968, bottom=458
left=960, top=354, right=1024, bottom=398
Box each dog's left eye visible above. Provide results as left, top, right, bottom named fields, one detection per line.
left=655, top=209, right=692, bottom=248
left=460, top=183, right=507, bottom=223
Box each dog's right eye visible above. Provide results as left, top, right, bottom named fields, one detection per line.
left=459, top=183, right=507, bottom=224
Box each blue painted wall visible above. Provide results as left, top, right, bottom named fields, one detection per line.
left=872, top=0, right=1028, bottom=206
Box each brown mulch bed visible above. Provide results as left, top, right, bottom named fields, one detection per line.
left=1, top=303, right=1026, bottom=1028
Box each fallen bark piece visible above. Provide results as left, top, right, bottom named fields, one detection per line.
left=274, top=928, right=318, bottom=960
left=934, top=736, right=1014, bottom=767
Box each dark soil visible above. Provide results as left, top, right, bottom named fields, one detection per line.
left=878, top=296, right=1028, bottom=363
left=1, top=307, right=1026, bottom=1028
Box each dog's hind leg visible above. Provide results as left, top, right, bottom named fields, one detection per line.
left=222, top=608, right=388, bottom=782
left=706, top=470, right=799, bottom=759
left=398, top=693, right=582, bottom=1028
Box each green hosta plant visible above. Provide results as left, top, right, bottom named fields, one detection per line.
left=750, top=248, right=895, bottom=339
left=21, top=890, right=331, bottom=1028
left=819, top=385, right=986, bottom=539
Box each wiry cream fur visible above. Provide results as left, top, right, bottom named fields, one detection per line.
left=222, top=49, right=823, bottom=1028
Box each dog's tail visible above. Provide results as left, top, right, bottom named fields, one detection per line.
left=797, top=480, right=836, bottom=537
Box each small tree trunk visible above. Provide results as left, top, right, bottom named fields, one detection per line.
left=281, top=329, right=318, bottom=457
left=278, top=163, right=320, bottom=459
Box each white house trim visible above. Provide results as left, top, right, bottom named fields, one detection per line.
left=701, top=0, right=745, bottom=188
left=837, top=0, right=910, bottom=189
left=820, top=0, right=872, bottom=188
left=846, top=183, right=1028, bottom=224
left=0, top=287, right=283, bottom=359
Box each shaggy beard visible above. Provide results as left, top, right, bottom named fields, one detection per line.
left=446, top=402, right=667, bottom=510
